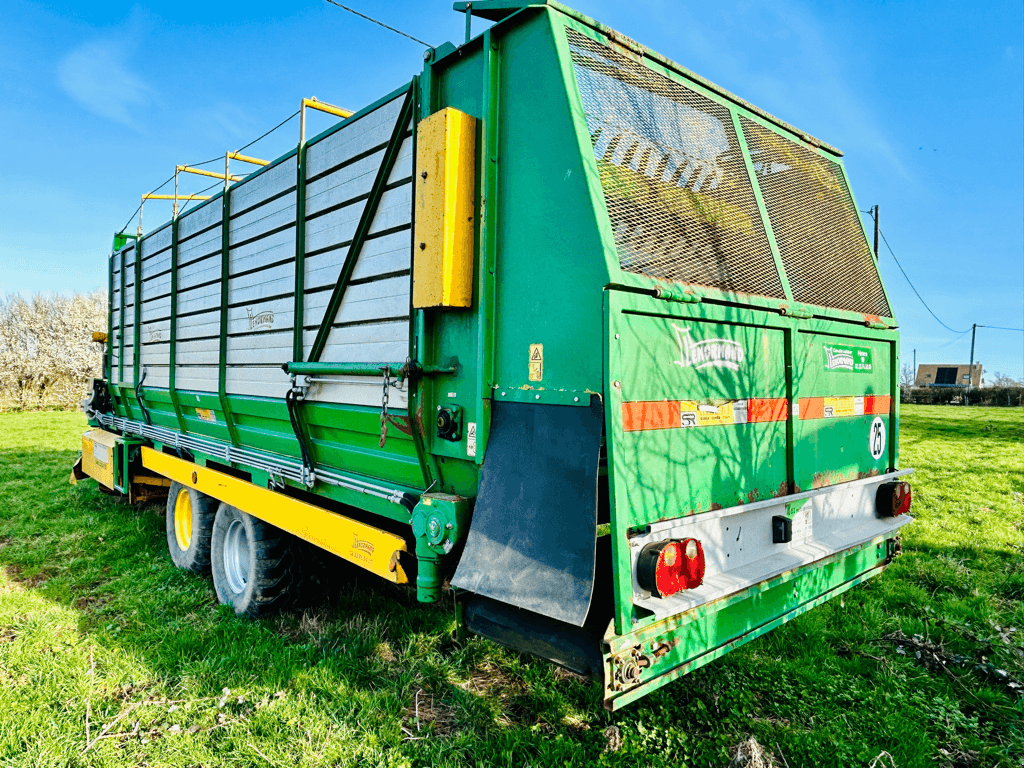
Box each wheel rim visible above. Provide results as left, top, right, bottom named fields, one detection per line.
left=223, top=518, right=250, bottom=595
left=173, top=489, right=192, bottom=551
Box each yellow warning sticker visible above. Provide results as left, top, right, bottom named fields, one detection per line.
left=195, top=408, right=216, bottom=423
left=823, top=397, right=856, bottom=418
left=528, top=343, right=543, bottom=382
left=678, top=400, right=749, bottom=428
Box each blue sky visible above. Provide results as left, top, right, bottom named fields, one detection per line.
left=1, top=0, right=1021, bottom=378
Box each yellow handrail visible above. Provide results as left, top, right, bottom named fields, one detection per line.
left=300, top=96, right=355, bottom=143
left=176, top=165, right=241, bottom=182
left=226, top=151, right=269, bottom=167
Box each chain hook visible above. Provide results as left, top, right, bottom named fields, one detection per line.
left=379, top=365, right=391, bottom=448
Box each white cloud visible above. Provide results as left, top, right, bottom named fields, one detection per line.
left=57, top=37, right=154, bottom=129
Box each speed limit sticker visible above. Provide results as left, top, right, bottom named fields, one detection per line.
left=869, top=416, right=886, bottom=460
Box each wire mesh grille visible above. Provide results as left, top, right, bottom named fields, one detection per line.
left=740, top=117, right=891, bottom=317
left=566, top=29, right=785, bottom=300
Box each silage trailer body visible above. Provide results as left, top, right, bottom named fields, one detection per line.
left=77, top=0, right=912, bottom=709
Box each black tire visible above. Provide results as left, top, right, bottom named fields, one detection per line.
left=165, top=482, right=218, bottom=574
left=210, top=503, right=303, bottom=618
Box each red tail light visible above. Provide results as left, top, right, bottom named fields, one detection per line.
left=877, top=481, right=912, bottom=517
left=637, top=538, right=705, bottom=598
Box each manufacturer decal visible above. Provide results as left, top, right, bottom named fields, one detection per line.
left=349, top=535, right=375, bottom=565
left=246, top=308, right=275, bottom=331
left=823, top=344, right=873, bottom=374
left=680, top=400, right=748, bottom=428
left=673, top=325, right=745, bottom=372
left=869, top=416, right=886, bottom=460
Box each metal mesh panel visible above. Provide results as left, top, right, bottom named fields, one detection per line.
left=740, top=117, right=891, bottom=317
left=566, top=29, right=785, bottom=300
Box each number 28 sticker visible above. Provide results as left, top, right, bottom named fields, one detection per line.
left=869, top=416, right=886, bottom=460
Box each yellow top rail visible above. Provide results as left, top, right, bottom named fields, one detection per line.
left=226, top=151, right=269, bottom=167
left=300, top=96, right=355, bottom=143
left=176, top=165, right=242, bottom=182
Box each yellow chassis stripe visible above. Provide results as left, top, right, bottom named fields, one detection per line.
left=141, top=447, right=408, bottom=583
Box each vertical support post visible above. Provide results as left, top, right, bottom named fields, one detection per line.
left=106, top=251, right=114, bottom=384
left=873, top=204, right=880, bottom=260
left=173, top=170, right=179, bottom=218
left=967, top=323, right=977, bottom=401
left=474, top=28, right=500, bottom=466
left=133, top=236, right=143, bottom=416
left=168, top=213, right=187, bottom=432
left=732, top=110, right=794, bottom=305
left=407, top=72, right=441, bottom=489
left=464, top=2, right=472, bottom=43
left=783, top=322, right=796, bottom=493
left=118, top=245, right=126, bottom=390
left=219, top=181, right=242, bottom=445
left=913, top=348, right=916, bottom=382
left=294, top=136, right=307, bottom=362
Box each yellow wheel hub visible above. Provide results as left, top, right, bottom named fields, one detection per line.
left=174, top=489, right=193, bottom=551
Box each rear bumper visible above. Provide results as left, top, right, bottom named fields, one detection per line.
left=628, top=469, right=913, bottom=620
left=604, top=470, right=912, bottom=709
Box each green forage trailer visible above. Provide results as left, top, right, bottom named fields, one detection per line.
left=74, top=0, right=913, bottom=710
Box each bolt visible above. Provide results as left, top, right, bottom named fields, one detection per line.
left=421, top=171, right=428, bottom=179
left=613, top=380, right=621, bottom=389
left=574, top=396, right=579, bottom=402
left=500, top=391, right=506, bottom=397
left=419, top=242, right=426, bottom=250
left=534, top=394, right=540, bottom=400
left=445, top=522, right=453, bottom=529
left=615, top=333, right=620, bottom=339
left=423, top=49, right=433, bottom=62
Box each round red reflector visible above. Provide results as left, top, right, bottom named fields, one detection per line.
left=636, top=538, right=705, bottom=598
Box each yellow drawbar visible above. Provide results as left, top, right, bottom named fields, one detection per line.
left=412, top=107, right=477, bottom=309
left=141, top=448, right=409, bottom=584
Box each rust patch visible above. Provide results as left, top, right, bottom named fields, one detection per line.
left=746, top=489, right=760, bottom=504
left=812, top=469, right=880, bottom=489
left=414, top=405, right=426, bottom=438
left=386, top=414, right=413, bottom=436
left=709, top=502, right=723, bottom=511
left=775, top=480, right=790, bottom=498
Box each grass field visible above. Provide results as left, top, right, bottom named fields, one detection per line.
left=0, top=406, right=1022, bottom=767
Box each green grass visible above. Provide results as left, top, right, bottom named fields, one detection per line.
left=0, top=406, right=1022, bottom=767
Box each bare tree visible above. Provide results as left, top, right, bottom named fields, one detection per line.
left=900, top=362, right=916, bottom=387
left=989, top=371, right=1021, bottom=388
left=0, top=291, right=107, bottom=411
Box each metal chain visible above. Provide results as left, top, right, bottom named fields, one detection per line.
left=379, top=365, right=391, bottom=448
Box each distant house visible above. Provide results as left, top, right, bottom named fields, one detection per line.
left=914, top=363, right=984, bottom=388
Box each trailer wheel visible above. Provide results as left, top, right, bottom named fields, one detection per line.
left=210, top=504, right=301, bottom=618
left=165, top=482, right=217, bottom=574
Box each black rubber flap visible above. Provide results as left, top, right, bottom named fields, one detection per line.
left=452, top=398, right=603, bottom=627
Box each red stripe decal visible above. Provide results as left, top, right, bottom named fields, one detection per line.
left=864, top=395, right=891, bottom=415
left=800, top=397, right=825, bottom=420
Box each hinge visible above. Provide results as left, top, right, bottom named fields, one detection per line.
left=780, top=306, right=813, bottom=319
left=865, top=320, right=890, bottom=330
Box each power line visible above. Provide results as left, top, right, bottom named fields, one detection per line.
left=878, top=228, right=968, bottom=334
left=118, top=113, right=301, bottom=235
left=323, top=0, right=431, bottom=47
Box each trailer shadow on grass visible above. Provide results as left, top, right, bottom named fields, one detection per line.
left=1, top=409, right=1023, bottom=766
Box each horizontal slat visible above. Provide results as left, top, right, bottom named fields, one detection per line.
left=141, top=366, right=169, bottom=388
left=231, top=157, right=296, bottom=213
left=176, top=309, right=221, bottom=340
left=140, top=300, right=171, bottom=326
left=177, top=284, right=222, bottom=316
left=306, top=96, right=404, bottom=178
left=229, top=227, right=295, bottom=276
left=225, top=365, right=291, bottom=397
left=226, top=296, right=293, bottom=335
left=316, top=320, right=409, bottom=364
left=368, top=184, right=412, bottom=236
left=141, top=226, right=172, bottom=258
left=178, top=201, right=221, bottom=240
left=176, top=338, right=220, bottom=366
left=226, top=330, right=293, bottom=365
left=386, top=134, right=413, bottom=185
left=228, top=261, right=295, bottom=306
left=179, top=225, right=222, bottom=262
left=140, top=320, right=171, bottom=344
left=140, top=272, right=171, bottom=300
left=230, top=193, right=296, bottom=245
left=304, top=375, right=408, bottom=409
left=140, top=342, right=170, bottom=364
left=175, top=366, right=218, bottom=392
left=178, top=253, right=221, bottom=291
left=142, top=248, right=171, bottom=280
left=305, top=147, right=382, bottom=217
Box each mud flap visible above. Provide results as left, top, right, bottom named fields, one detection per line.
left=452, top=398, right=603, bottom=627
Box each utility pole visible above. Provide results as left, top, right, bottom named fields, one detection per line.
left=913, top=348, right=916, bottom=382
left=967, top=323, right=978, bottom=405
left=873, top=205, right=880, bottom=260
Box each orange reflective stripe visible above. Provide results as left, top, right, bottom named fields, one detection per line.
left=799, top=395, right=892, bottom=420
left=748, top=397, right=789, bottom=423
left=864, top=395, right=891, bottom=414
left=622, top=401, right=681, bottom=432
left=800, top=397, right=826, bottom=420
left=621, top=398, right=788, bottom=432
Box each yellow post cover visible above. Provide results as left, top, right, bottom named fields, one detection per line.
left=413, top=107, right=477, bottom=308
left=81, top=429, right=119, bottom=489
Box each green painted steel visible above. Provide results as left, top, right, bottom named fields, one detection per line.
left=94, top=0, right=907, bottom=709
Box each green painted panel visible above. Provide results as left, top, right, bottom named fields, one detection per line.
left=793, top=333, right=894, bottom=490
left=607, top=293, right=789, bottom=527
